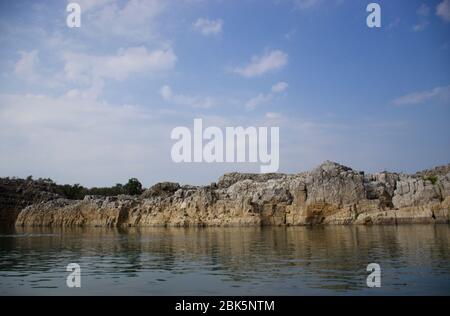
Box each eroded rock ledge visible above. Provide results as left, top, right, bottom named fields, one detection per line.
left=14, top=161, right=450, bottom=227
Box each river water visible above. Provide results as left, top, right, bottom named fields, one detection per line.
left=0, top=224, right=449, bottom=295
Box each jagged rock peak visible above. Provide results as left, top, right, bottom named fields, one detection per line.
left=415, top=163, right=450, bottom=178
left=314, top=160, right=354, bottom=173
left=217, top=172, right=287, bottom=188
left=318, top=160, right=353, bottom=171
left=141, top=182, right=181, bottom=198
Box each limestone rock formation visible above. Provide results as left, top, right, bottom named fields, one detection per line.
left=0, top=177, right=60, bottom=225
left=12, top=161, right=450, bottom=227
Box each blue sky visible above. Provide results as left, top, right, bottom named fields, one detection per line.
left=0, top=0, right=449, bottom=187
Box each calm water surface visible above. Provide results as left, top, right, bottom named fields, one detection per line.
left=0, top=224, right=449, bottom=295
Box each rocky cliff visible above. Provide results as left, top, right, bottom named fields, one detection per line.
left=0, top=178, right=60, bottom=225
left=12, top=161, right=450, bottom=227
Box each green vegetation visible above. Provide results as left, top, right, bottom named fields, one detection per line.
left=123, top=178, right=143, bottom=195
left=11, top=176, right=144, bottom=200
left=422, top=175, right=438, bottom=185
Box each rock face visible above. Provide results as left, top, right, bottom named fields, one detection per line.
left=13, top=161, right=450, bottom=227
left=0, top=178, right=60, bottom=225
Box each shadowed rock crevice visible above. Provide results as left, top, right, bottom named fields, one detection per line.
left=10, top=161, right=450, bottom=227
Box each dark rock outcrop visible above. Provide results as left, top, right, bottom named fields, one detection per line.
left=0, top=178, right=60, bottom=225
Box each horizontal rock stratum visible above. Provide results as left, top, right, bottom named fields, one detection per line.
left=13, top=161, right=450, bottom=227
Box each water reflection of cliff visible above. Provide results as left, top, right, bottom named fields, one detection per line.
left=1, top=225, right=449, bottom=291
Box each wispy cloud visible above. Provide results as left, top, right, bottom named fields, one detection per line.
left=413, top=3, right=430, bottom=32
left=233, top=50, right=288, bottom=78
left=245, top=82, right=288, bottom=110
left=193, top=18, right=223, bottom=36
left=392, top=85, right=450, bottom=106
left=13, top=49, right=63, bottom=88
left=284, top=29, right=297, bottom=40
left=265, top=112, right=284, bottom=119
left=63, top=46, right=177, bottom=84
left=68, top=0, right=115, bottom=12
left=387, top=17, right=401, bottom=30
left=271, top=82, right=289, bottom=93
left=70, top=0, right=167, bottom=40
left=160, top=85, right=215, bottom=108
left=294, top=0, right=322, bottom=10
left=245, top=93, right=273, bottom=110
left=14, top=50, right=40, bottom=82
left=436, top=0, right=450, bottom=22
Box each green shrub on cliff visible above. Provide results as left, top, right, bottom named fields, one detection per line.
left=59, top=184, right=86, bottom=200
left=422, top=175, right=438, bottom=185
left=62, top=178, right=143, bottom=198
left=123, top=178, right=143, bottom=195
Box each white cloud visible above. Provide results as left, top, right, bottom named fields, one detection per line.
left=13, top=50, right=63, bottom=88
left=160, top=85, right=215, bottom=108
left=233, top=50, right=288, bottom=78
left=264, top=112, right=286, bottom=125
left=63, top=46, right=177, bottom=84
left=271, top=82, right=289, bottom=93
left=392, top=85, right=450, bottom=106
left=294, top=0, right=322, bottom=10
left=413, top=3, right=430, bottom=32
left=68, top=0, right=114, bottom=12
left=76, top=0, right=167, bottom=40
left=265, top=112, right=284, bottom=119
left=284, top=29, right=297, bottom=40
left=64, top=78, right=105, bottom=100
left=245, top=93, right=273, bottom=110
left=14, top=50, right=40, bottom=82
left=293, top=0, right=347, bottom=11
left=193, top=18, right=223, bottom=36
left=160, top=85, right=173, bottom=100
left=387, top=18, right=401, bottom=30
left=437, top=0, right=450, bottom=22
left=245, top=82, right=288, bottom=110
left=413, top=21, right=429, bottom=32
left=418, top=3, right=431, bottom=16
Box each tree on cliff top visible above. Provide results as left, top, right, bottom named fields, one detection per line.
left=124, top=178, right=143, bottom=195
